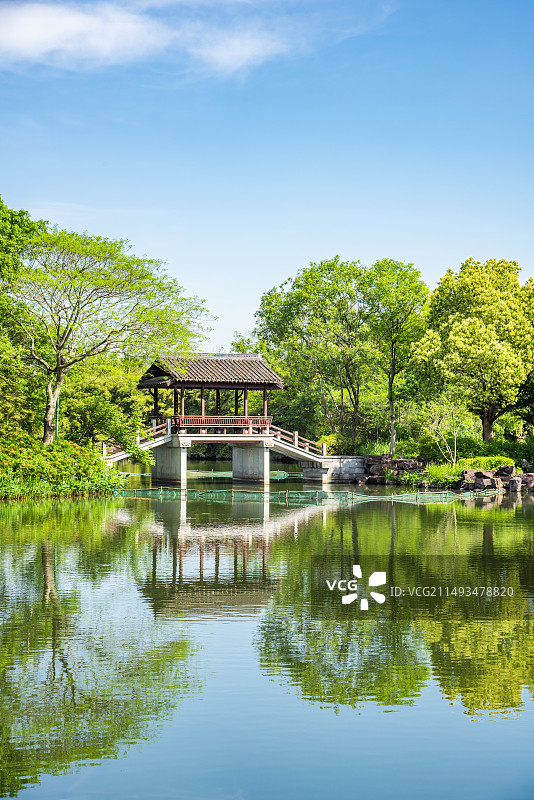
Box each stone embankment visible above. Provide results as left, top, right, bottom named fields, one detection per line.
left=360, top=454, right=425, bottom=485
left=357, top=455, right=534, bottom=493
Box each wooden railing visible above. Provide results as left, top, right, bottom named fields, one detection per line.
left=104, top=421, right=170, bottom=457
left=270, top=425, right=326, bottom=456
left=171, top=415, right=272, bottom=433
left=103, top=418, right=326, bottom=458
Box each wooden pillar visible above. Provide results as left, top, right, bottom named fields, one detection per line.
left=180, top=384, right=185, bottom=416
left=153, top=387, right=159, bottom=420
left=201, top=386, right=205, bottom=416
left=216, top=389, right=221, bottom=416
left=263, top=388, right=267, bottom=417
left=173, top=387, right=179, bottom=417
left=235, top=389, right=239, bottom=416
left=244, top=388, right=248, bottom=418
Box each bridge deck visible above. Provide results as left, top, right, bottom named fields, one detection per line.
left=103, top=420, right=327, bottom=465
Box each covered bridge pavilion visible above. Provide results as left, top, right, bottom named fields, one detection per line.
left=138, top=353, right=284, bottom=435
left=103, top=354, right=335, bottom=484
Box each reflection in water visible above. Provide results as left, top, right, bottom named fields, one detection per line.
left=0, top=492, right=534, bottom=797
left=0, top=501, right=198, bottom=797
left=257, top=498, right=534, bottom=717
left=139, top=497, right=328, bottom=617
left=258, top=505, right=431, bottom=711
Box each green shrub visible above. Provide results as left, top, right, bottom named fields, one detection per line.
left=397, top=434, right=534, bottom=466
left=394, top=439, right=421, bottom=458
left=319, top=433, right=357, bottom=455
left=358, top=439, right=392, bottom=455
left=456, top=456, right=515, bottom=471
left=386, top=468, right=421, bottom=487
left=425, top=463, right=459, bottom=485
left=405, top=456, right=518, bottom=488
left=0, top=437, right=125, bottom=499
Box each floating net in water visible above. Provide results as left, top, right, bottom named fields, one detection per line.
left=117, top=487, right=503, bottom=506
left=120, top=470, right=299, bottom=480
left=187, top=469, right=298, bottom=480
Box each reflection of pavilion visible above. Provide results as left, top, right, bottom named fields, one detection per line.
left=137, top=496, right=330, bottom=617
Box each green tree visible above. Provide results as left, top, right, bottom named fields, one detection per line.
left=0, top=198, right=48, bottom=434
left=3, top=229, right=205, bottom=445
left=363, top=259, right=428, bottom=455
left=253, top=257, right=427, bottom=452
left=414, top=258, right=534, bottom=442
left=255, top=257, right=374, bottom=446
left=59, top=355, right=153, bottom=462
left=0, top=297, right=48, bottom=436
left=0, top=195, right=45, bottom=280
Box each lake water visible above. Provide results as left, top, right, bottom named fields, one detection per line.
left=1, top=476, right=534, bottom=799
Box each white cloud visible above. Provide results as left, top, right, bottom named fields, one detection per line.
left=0, top=0, right=395, bottom=74
left=0, top=3, right=175, bottom=67
left=185, top=26, right=288, bottom=72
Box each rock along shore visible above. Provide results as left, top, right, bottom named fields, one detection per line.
left=355, top=455, right=534, bottom=493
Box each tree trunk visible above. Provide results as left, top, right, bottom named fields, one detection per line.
left=43, top=373, right=65, bottom=445
left=350, top=390, right=360, bottom=447
left=481, top=411, right=495, bottom=442
left=388, top=377, right=396, bottom=456
left=42, top=541, right=59, bottom=604
left=482, top=523, right=495, bottom=559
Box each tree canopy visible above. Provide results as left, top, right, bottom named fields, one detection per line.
left=0, top=195, right=45, bottom=281
left=414, top=258, right=534, bottom=441
left=254, top=256, right=427, bottom=453
left=3, top=228, right=205, bottom=444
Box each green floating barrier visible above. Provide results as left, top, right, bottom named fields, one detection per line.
left=118, top=486, right=505, bottom=506
left=186, top=469, right=300, bottom=480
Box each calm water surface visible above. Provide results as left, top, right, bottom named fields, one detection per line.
left=1, top=475, right=534, bottom=799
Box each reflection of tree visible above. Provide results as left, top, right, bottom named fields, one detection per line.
left=0, top=536, right=198, bottom=797
left=258, top=508, right=430, bottom=711
left=416, top=618, right=534, bottom=717
left=261, top=502, right=534, bottom=716
left=411, top=522, right=534, bottom=717
left=259, top=611, right=429, bottom=711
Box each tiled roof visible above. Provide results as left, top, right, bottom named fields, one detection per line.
left=140, top=353, right=283, bottom=388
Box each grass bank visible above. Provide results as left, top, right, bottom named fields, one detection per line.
left=0, top=435, right=125, bottom=500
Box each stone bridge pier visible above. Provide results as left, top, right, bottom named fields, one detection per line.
left=151, top=437, right=273, bottom=487
left=231, top=443, right=271, bottom=486
left=151, top=437, right=190, bottom=488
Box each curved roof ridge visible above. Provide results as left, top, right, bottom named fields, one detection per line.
left=138, top=352, right=283, bottom=389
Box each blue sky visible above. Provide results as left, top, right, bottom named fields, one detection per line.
left=0, top=0, right=532, bottom=347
